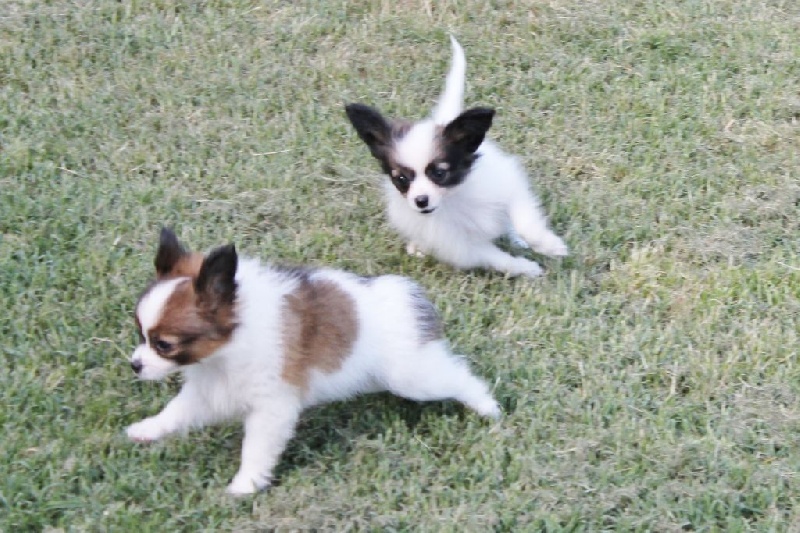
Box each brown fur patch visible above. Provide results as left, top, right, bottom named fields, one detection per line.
left=431, top=126, right=448, bottom=160
left=281, top=277, right=359, bottom=389
left=410, top=286, right=443, bottom=344
left=161, top=253, right=204, bottom=280
left=147, top=279, right=237, bottom=366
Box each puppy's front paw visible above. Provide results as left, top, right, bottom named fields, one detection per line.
left=126, top=418, right=167, bottom=443
left=533, top=233, right=568, bottom=257
left=226, top=472, right=270, bottom=496
left=517, top=260, right=544, bottom=278
left=406, top=242, right=426, bottom=258
left=474, top=398, right=502, bottom=419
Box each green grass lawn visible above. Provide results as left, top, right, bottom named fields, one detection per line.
left=2, top=0, right=799, bottom=529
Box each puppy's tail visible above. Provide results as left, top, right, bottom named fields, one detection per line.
left=431, top=35, right=466, bottom=126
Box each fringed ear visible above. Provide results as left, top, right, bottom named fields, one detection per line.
left=442, top=107, right=495, bottom=154
left=155, top=227, right=188, bottom=277
left=345, top=103, right=394, bottom=160
left=194, top=244, right=238, bottom=310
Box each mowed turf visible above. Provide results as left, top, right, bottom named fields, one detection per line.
left=1, top=0, right=799, bottom=529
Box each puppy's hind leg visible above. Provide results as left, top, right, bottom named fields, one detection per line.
left=466, top=244, right=544, bottom=278
left=381, top=340, right=501, bottom=419
left=509, top=195, right=568, bottom=257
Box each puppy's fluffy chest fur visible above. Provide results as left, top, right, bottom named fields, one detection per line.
left=384, top=140, right=527, bottom=261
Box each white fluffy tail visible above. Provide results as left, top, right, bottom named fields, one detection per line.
left=431, top=35, right=466, bottom=125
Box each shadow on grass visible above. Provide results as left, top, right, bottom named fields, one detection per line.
left=270, top=393, right=470, bottom=486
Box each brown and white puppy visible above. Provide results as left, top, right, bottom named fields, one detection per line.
left=127, top=228, right=500, bottom=495
left=345, top=37, right=568, bottom=277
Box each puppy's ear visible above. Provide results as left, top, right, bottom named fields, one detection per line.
left=442, top=107, right=495, bottom=154
left=195, top=244, right=238, bottom=310
left=345, top=103, right=393, bottom=160
left=155, top=227, right=188, bottom=277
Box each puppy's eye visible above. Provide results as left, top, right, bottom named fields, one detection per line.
left=153, top=339, right=174, bottom=352
left=430, top=167, right=447, bottom=180
left=392, top=174, right=410, bottom=193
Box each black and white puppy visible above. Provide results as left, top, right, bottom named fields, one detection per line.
left=346, top=37, right=568, bottom=277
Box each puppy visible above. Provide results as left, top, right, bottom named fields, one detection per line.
left=126, top=228, right=500, bottom=495
left=345, top=37, right=568, bottom=278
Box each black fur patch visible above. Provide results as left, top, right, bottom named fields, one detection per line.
left=409, top=284, right=443, bottom=343
left=424, top=153, right=479, bottom=188
left=274, top=264, right=313, bottom=284
left=155, top=227, right=187, bottom=276
left=346, top=103, right=496, bottom=194
left=195, top=244, right=238, bottom=310
left=345, top=103, right=394, bottom=161
left=427, top=107, right=495, bottom=188
left=442, top=107, right=495, bottom=154
left=346, top=103, right=420, bottom=195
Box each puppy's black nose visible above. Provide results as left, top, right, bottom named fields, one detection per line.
left=130, top=360, right=143, bottom=374
left=415, top=195, right=429, bottom=209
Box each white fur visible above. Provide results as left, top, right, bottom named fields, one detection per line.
left=395, top=121, right=445, bottom=212
left=134, top=277, right=185, bottom=380
left=432, top=36, right=466, bottom=125
left=127, top=258, right=500, bottom=495
left=385, top=38, right=568, bottom=277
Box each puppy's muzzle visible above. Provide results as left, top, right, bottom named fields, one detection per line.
left=130, top=360, right=143, bottom=374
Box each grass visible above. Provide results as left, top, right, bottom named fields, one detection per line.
left=1, top=0, right=799, bottom=529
